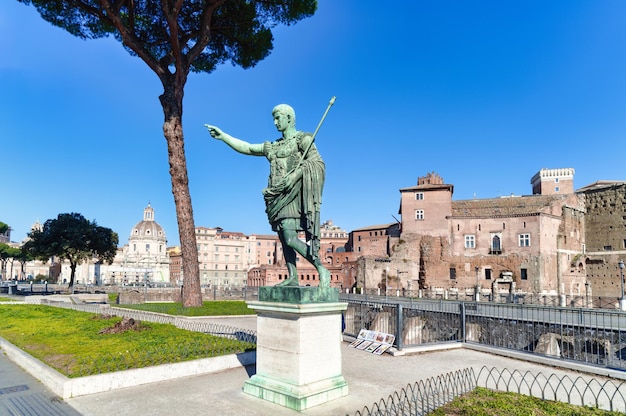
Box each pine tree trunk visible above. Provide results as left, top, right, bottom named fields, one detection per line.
left=160, top=83, right=202, bottom=307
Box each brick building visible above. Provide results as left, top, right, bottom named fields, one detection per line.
left=384, top=169, right=587, bottom=298
left=246, top=220, right=351, bottom=288
left=578, top=181, right=626, bottom=298
left=346, top=223, right=400, bottom=256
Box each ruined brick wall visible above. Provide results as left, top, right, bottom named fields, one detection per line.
left=583, top=184, right=626, bottom=298
left=117, top=288, right=182, bottom=304
left=586, top=255, right=624, bottom=298
left=584, top=184, right=626, bottom=252
left=558, top=205, right=587, bottom=296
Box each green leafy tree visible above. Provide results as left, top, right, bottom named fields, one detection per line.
left=24, top=213, right=119, bottom=288
left=0, top=243, right=21, bottom=280
left=18, top=0, right=317, bottom=306
left=0, top=222, right=8, bottom=235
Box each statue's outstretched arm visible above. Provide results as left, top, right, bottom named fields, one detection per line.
left=205, top=124, right=263, bottom=156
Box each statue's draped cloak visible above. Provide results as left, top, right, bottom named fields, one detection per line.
left=262, top=132, right=324, bottom=259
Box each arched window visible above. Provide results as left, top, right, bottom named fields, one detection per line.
left=491, top=235, right=502, bottom=251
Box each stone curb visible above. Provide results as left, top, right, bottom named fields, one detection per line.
left=0, top=337, right=256, bottom=399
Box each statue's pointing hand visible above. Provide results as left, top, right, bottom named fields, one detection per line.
left=204, top=124, right=224, bottom=140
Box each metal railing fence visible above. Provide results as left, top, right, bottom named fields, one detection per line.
left=46, top=301, right=257, bottom=344
left=341, top=296, right=626, bottom=370
left=348, top=289, right=625, bottom=310
left=352, top=366, right=626, bottom=415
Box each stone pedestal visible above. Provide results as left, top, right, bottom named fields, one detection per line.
left=243, top=287, right=348, bottom=411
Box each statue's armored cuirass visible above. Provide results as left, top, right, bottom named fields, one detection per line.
left=268, top=136, right=300, bottom=187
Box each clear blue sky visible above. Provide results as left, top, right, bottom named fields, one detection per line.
left=2, top=1, right=626, bottom=246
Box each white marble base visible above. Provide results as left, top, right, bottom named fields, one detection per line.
left=243, top=301, right=349, bottom=411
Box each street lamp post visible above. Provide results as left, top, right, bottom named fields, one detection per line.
left=475, top=266, right=480, bottom=302
left=363, top=267, right=367, bottom=301
left=619, top=260, right=625, bottom=311
left=385, top=266, right=389, bottom=302
left=144, top=270, right=149, bottom=302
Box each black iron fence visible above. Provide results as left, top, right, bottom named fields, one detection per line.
left=342, top=296, right=626, bottom=370
left=351, top=366, right=626, bottom=415
left=349, top=288, right=625, bottom=310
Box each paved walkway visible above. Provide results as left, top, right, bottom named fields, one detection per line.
left=64, top=343, right=625, bottom=416
left=2, top=313, right=625, bottom=416
left=0, top=346, right=81, bottom=415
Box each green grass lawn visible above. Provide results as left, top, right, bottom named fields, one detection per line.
left=116, top=300, right=256, bottom=316
left=0, top=305, right=255, bottom=378
left=428, top=387, right=623, bottom=415
left=0, top=296, right=17, bottom=302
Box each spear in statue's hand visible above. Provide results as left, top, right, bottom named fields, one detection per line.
left=298, top=96, right=336, bottom=165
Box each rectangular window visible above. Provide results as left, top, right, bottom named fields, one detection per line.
left=415, top=192, right=424, bottom=200
left=415, top=210, right=424, bottom=220
left=464, top=235, right=475, bottom=249
left=519, top=234, right=530, bottom=247
left=485, top=269, right=492, bottom=280
left=520, top=268, right=528, bottom=280
left=449, top=268, right=456, bottom=280
left=604, top=246, right=613, bottom=251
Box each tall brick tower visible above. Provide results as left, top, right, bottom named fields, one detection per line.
left=530, top=168, right=575, bottom=195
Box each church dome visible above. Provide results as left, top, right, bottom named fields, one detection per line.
left=129, top=204, right=167, bottom=243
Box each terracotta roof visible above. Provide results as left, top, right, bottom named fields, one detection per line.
left=576, top=181, right=626, bottom=193
left=250, top=234, right=279, bottom=240
left=352, top=223, right=396, bottom=232
left=400, top=184, right=454, bottom=192
left=451, top=195, right=565, bottom=218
